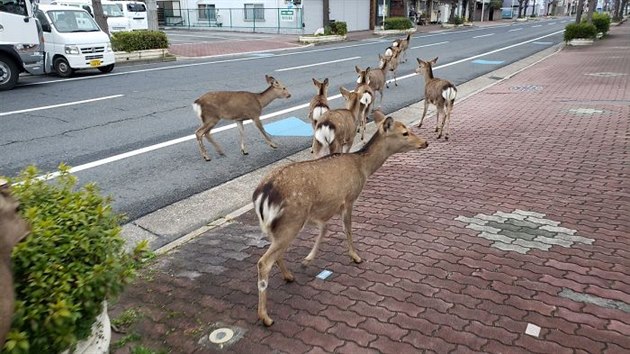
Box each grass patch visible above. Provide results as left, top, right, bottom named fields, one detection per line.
left=113, top=333, right=141, bottom=349
left=112, top=308, right=142, bottom=329
left=130, top=346, right=168, bottom=354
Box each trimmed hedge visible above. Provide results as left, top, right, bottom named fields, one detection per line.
left=450, top=15, right=464, bottom=25
left=111, top=30, right=169, bottom=52
left=324, top=21, right=348, bottom=36
left=384, top=17, right=413, bottom=30
left=592, top=12, right=611, bottom=34
left=564, top=22, right=597, bottom=41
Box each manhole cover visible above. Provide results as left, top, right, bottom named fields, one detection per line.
left=510, top=85, right=542, bottom=92
left=568, top=108, right=605, bottom=114
left=198, top=323, right=245, bottom=349
left=585, top=72, right=627, bottom=77
left=209, top=328, right=234, bottom=344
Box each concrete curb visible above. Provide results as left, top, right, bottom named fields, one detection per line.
left=121, top=43, right=565, bottom=253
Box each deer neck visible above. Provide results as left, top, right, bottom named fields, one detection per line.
left=355, top=132, right=393, bottom=177
left=346, top=97, right=362, bottom=120
left=424, top=66, right=435, bottom=81
left=257, top=86, right=279, bottom=108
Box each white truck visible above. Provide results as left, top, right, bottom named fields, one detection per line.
left=50, top=0, right=132, bottom=33
left=0, top=0, right=47, bottom=90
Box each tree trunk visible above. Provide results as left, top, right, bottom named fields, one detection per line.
left=449, top=0, right=457, bottom=22
left=621, top=0, right=629, bottom=16
left=575, top=0, right=585, bottom=22
left=91, top=0, right=109, bottom=36
left=612, top=0, right=621, bottom=19
left=531, top=0, right=536, bottom=16
left=469, top=0, right=475, bottom=21
left=518, top=0, right=525, bottom=17
left=323, top=0, right=330, bottom=26
left=462, top=0, right=468, bottom=21
left=586, top=0, right=597, bottom=23
left=524, top=0, right=530, bottom=16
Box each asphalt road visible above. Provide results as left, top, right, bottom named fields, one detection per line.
left=1, top=18, right=568, bottom=222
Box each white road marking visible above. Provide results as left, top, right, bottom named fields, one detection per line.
left=509, top=28, right=523, bottom=32
left=27, top=30, right=565, bottom=180
left=0, top=95, right=124, bottom=117
left=410, top=41, right=449, bottom=49
left=275, top=56, right=361, bottom=72
left=548, top=22, right=556, bottom=25
left=532, top=25, right=542, bottom=28
left=473, top=33, right=495, bottom=38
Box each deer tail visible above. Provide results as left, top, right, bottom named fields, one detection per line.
left=253, top=182, right=284, bottom=235
left=192, top=102, right=202, bottom=122
left=442, top=86, right=457, bottom=103
left=314, top=122, right=336, bottom=155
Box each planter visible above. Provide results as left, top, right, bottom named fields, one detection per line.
left=298, top=35, right=346, bottom=44
left=441, top=23, right=456, bottom=28
left=516, top=17, right=528, bottom=22
left=596, top=32, right=604, bottom=39
left=373, top=28, right=416, bottom=36
left=60, top=302, right=111, bottom=354
left=567, top=38, right=594, bottom=46
left=115, top=49, right=170, bottom=62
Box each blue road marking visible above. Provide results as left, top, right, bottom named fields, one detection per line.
left=264, top=117, right=313, bottom=137
left=472, top=59, right=505, bottom=65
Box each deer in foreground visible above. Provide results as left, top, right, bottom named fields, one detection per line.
left=312, top=87, right=372, bottom=158
left=416, top=57, right=457, bottom=140
left=253, top=109, right=428, bottom=326
left=392, top=32, right=412, bottom=63
left=384, top=45, right=403, bottom=88
left=355, top=54, right=390, bottom=106
left=0, top=180, right=30, bottom=346
left=308, top=78, right=330, bottom=153
left=192, top=75, right=291, bottom=161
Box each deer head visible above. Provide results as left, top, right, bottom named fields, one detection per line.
left=266, top=75, right=291, bottom=99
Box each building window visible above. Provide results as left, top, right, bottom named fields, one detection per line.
left=198, top=4, right=216, bottom=20
left=244, top=3, right=264, bottom=21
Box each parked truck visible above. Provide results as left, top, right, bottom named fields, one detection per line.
left=0, top=0, right=47, bottom=90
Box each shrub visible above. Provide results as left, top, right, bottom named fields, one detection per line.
left=592, top=12, right=611, bottom=34
left=384, top=17, right=413, bottom=30
left=324, top=21, right=347, bottom=36
left=564, top=22, right=597, bottom=41
left=2, top=164, right=139, bottom=354
left=450, top=16, right=464, bottom=25
left=111, top=30, right=169, bottom=52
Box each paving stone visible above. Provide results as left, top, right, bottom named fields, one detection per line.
left=555, top=233, right=595, bottom=245
left=466, top=223, right=501, bottom=234
left=534, top=236, right=573, bottom=247
left=494, top=211, right=527, bottom=220
left=474, top=213, right=508, bottom=223
left=526, top=216, right=560, bottom=226
left=478, top=231, right=513, bottom=243
left=498, top=229, right=538, bottom=241
left=505, top=218, right=543, bottom=229
left=513, top=209, right=546, bottom=218
left=512, top=239, right=552, bottom=251
left=540, top=225, right=577, bottom=235
left=492, top=242, right=529, bottom=254
left=455, top=215, right=488, bottom=225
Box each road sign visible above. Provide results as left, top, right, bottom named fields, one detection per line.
left=280, top=9, right=294, bottom=22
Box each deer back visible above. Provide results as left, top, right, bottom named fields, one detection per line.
left=195, top=91, right=263, bottom=120
left=309, top=78, right=330, bottom=124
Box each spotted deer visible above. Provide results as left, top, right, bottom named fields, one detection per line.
left=312, top=87, right=372, bottom=157
left=415, top=57, right=457, bottom=140
left=355, top=53, right=391, bottom=106
left=192, top=75, right=292, bottom=161
left=354, top=71, right=375, bottom=141
left=252, top=111, right=429, bottom=326
left=384, top=45, right=403, bottom=88
left=392, top=32, right=412, bottom=63
left=308, top=78, right=330, bottom=153
left=0, top=180, right=30, bottom=345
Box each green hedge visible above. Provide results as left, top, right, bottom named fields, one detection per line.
left=384, top=17, right=413, bottom=30
left=450, top=15, right=464, bottom=25
left=324, top=21, right=348, bottom=36
left=564, top=22, right=597, bottom=41
left=111, top=30, right=169, bottom=52
left=592, top=12, right=611, bottom=34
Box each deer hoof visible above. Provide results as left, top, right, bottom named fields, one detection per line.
left=262, top=317, right=274, bottom=327
left=445, top=136, right=449, bottom=141
left=437, top=134, right=442, bottom=139
left=350, top=252, right=362, bottom=264
left=270, top=143, right=278, bottom=149
left=434, top=127, right=439, bottom=132
left=203, top=156, right=212, bottom=162
left=242, top=150, right=249, bottom=155
left=301, top=259, right=311, bottom=268
left=283, top=273, right=295, bottom=282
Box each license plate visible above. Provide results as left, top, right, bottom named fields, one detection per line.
left=89, top=59, right=102, bottom=67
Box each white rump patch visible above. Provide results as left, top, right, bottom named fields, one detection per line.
left=312, top=106, right=329, bottom=121
left=315, top=125, right=335, bottom=146
left=254, top=193, right=283, bottom=235
left=442, top=87, right=457, bottom=101
left=385, top=48, right=393, bottom=57
left=392, top=41, right=399, bottom=47
left=192, top=103, right=202, bottom=121
left=360, top=92, right=373, bottom=105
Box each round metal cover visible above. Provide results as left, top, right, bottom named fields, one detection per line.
left=209, top=328, right=234, bottom=344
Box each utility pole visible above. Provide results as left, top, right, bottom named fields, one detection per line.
left=146, top=0, right=158, bottom=30
left=481, top=0, right=486, bottom=21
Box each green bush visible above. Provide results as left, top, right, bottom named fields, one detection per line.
left=324, top=21, right=348, bottom=36
left=2, top=164, right=138, bottom=354
left=592, top=12, right=611, bottom=34
left=564, top=22, right=597, bottom=41
left=450, top=15, right=464, bottom=25
left=111, top=30, right=169, bottom=52
left=384, top=17, right=413, bottom=30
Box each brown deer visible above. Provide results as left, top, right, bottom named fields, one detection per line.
left=354, top=71, right=375, bottom=141
left=355, top=53, right=390, bottom=106
left=384, top=45, right=403, bottom=88
left=312, top=87, right=372, bottom=158
left=415, top=57, right=457, bottom=140
left=308, top=78, right=330, bottom=153
left=252, top=110, right=429, bottom=326
left=0, top=180, right=30, bottom=346
left=392, top=32, right=412, bottom=63
left=192, top=75, right=292, bottom=161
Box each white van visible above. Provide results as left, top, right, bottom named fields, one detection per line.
left=50, top=0, right=131, bottom=33
left=113, top=1, right=148, bottom=30
left=35, top=4, right=115, bottom=77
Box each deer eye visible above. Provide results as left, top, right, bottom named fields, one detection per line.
left=402, top=132, right=409, bottom=136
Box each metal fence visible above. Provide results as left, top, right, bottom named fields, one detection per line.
left=158, top=7, right=304, bottom=33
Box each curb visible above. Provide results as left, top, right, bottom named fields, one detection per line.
left=114, top=49, right=175, bottom=66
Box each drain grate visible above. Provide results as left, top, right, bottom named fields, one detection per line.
left=510, top=85, right=542, bottom=92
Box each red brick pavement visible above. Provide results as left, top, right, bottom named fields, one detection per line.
left=110, top=24, right=630, bottom=353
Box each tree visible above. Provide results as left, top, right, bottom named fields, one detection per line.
left=517, top=0, right=525, bottom=17
left=531, top=0, right=537, bottom=16
left=586, top=0, right=597, bottom=23
left=91, top=0, right=109, bottom=35
left=575, top=0, right=585, bottom=22
left=612, top=0, right=621, bottom=20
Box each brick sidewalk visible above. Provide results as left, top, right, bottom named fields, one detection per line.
left=110, top=24, right=630, bottom=353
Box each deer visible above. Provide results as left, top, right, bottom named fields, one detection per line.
left=308, top=78, right=330, bottom=153
left=384, top=45, right=403, bottom=88
left=415, top=57, right=458, bottom=140
left=392, top=32, right=412, bottom=63
left=252, top=109, right=429, bottom=326
left=354, top=70, right=375, bottom=142
left=0, top=179, right=30, bottom=346
left=355, top=53, right=391, bottom=106
left=312, top=86, right=372, bottom=158
left=192, top=75, right=292, bottom=161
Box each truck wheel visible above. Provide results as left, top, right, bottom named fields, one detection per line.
left=0, top=54, right=20, bottom=91
left=54, top=57, right=74, bottom=78
left=98, top=64, right=115, bottom=73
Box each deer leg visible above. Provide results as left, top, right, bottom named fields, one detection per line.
left=252, top=117, right=278, bottom=149
left=418, top=100, right=429, bottom=128
left=276, top=256, right=294, bottom=282
left=342, top=204, right=362, bottom=263
left=435, top=106, right=442, bottom=134
left=236, top=121, right=248, bottom=155
left=302, top=222, right=327, bottom=267
left=437, top=107, right=447, bottom=139
left=444, top=105, right=453, bottom=140
left=195, top=119, right=222, bottom=161
left=257, top=235, right=292, bottom=327
left=393, top=70, right=398, bottom=87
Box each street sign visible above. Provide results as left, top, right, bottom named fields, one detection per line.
left=280, top=9, right=294, bottom=21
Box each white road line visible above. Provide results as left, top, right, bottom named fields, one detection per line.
left=532, top=25, right=542, bottom=28
left=275, top=56, right=361, bottom=72
left=0, top=95, right=124, bottom=117
left=473, top=33, right=495, bottom=38
left=548, top=22, right=556, bottom=25
left=410, top=41, right=449, bottom=49
left=509, top=28, right=523, bottom=32
left=28, top=29, right=565, bottom=180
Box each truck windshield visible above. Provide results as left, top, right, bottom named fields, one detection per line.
left=48, top=10, right=100, bottom=33
left=102, top=4, right=123, bottom=17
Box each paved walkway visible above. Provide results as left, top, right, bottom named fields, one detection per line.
left=110, top=23, right=630, bottom=353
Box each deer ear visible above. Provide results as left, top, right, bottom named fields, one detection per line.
left=355, top=65, right=361, bottom=73
left=416, top=58, right=422, bottom=65
left=266, top=75, right=276, bottom=84
left=372, top=109, right=385, bottom=124
left=340, top=86, right=350, bottom=96
left=323, top=78, right=329, bottom=85
left=431, top=57, right=438, bottom=64
left=312, top=78, right=318, bottom=86
left=382, top=117, right=395, bottom=132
